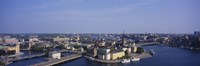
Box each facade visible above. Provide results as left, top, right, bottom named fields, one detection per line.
left=122, top=47, right=131, bottom=52
left=0, top=43, right=20, bottom=54
left=86, top=47, right=97, bottom=57
left=110, top=50, right=125, bottom=60
left=3, top=38, right=18, bottom=43
left=53, top=36, right=69, bottom=42
left=49, top=52, right=61, bottom=59
left=131, top=46, right=138, bottom=53
left=97, top=48, right=110, bottom=60
left=98, top=53, right=110, bottom=60
left=7, top=44, right=20, bottom=54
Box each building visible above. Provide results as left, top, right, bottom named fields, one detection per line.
left=194, top=31, right=200, bottom=36
left=110, top=50, right=125, bottom=60
left=0, top=43, right=20, bottom=55
left=3, top=38, right=18, bottom=43
left=131, top=43, right=138, bottom=53
left=131, top=46, right=137, bottom=53
left=122, top=46, right=131, bottom=53
left=86, top=47, right=97, bottom=57
left=97, top=48, right=111, bottom=60
left=122, top=30, right=125, bottom=46
left=49, top=52, right=61, bottom=59
left=0, top=38, right=3, bottom=43
left=53, top=36, right=69, bottom=42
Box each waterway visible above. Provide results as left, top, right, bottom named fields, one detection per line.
left=8, top=45, right=200, bottom=66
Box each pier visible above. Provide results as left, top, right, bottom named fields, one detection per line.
left=31, top=54, right=82, bottom=66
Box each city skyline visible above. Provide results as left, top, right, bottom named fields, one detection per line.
left=1, top=0, right=200, bottom=33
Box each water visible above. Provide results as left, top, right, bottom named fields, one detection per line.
left=8, top=45, right=200, bottom=66
left=8, top=57, right=46, bottom=66
left=8, top=50, right=46, bottom=66
left=7, top=51, right=74, bottom=66
left=60, top=45, right=200, bottom=66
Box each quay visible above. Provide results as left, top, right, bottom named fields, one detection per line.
left=84, top=51, right=152, bottom=64
left=130, top=51, right=152, bottom=59
left=84, top=56, right=120, bottom=63
left=31, top=54, right=82, bottom=66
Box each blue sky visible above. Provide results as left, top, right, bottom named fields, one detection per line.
left=0, top=0, right=200, bottom=33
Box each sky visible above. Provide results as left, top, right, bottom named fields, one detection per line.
left=0, top=0, right=200, bottom=33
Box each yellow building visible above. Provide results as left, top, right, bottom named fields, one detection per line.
left=0, top=44, right=20, bottom=54
left=7, top=44, right=20, bottom=54
left=110, top=50, right=125, bottom=60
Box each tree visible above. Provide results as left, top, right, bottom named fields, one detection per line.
left=136, top=47, right=144, bottom=53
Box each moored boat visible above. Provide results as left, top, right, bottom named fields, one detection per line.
left=149, top=49, right=155, bottom=56
left=131, top=57, right=140, bottom=61
left=121, top=59, right=130, bottom=63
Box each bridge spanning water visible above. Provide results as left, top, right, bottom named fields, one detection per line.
left=7, top=49, right=69, bottom=63
left=31, top=54, right=82, bottom=66
left=11, top=53, right=45, bottom=62
left=136, top=42, right=160, bottom=47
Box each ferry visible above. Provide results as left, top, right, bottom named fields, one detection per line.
left=121, top=59, right=130, bottom=63
left=131, top=57, right=140, bottom=61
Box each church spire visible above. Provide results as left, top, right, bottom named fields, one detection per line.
left=122, top=29, right=125, bottom=46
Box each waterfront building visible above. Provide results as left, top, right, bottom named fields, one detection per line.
left=131, top=43, right=138, bottom=53
left=131, top=46, right=138, bottom=53
left=86, top=47, right=97, bottom=57
left=97, top=48, right=111, bottom=60
left=0, top=43, right=20, bottom=55
left=110, top=50, right=125, bottom=60
left=49, top=52, right=61, bottom=59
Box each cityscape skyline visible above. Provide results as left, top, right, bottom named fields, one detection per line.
left=1, top=0, right=200, bottom=33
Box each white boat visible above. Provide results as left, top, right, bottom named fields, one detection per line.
left=132, top=57, right=140, bottom=61
left=150, top=49, right=155, bottom=56
left=88, top=57, right=94, bottom=60
left=121, top=59, right=130, bottom=63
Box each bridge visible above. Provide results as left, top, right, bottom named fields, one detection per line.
left=10, top=53, right=45, bottom=62
left=136, top=42, right=160, bottom=47
left=8, top=49, right=68, bottom=62
left=31, top=54, right=82, bottom=66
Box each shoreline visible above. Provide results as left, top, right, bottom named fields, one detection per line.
left=84, top=51, right=152, bottom=64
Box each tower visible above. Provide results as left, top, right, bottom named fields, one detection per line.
left=122, top=30, right=125, bottom=46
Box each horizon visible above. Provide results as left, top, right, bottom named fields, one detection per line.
left=1, top=0, right=200, bottom=33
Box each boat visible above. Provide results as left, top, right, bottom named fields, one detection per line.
left=131, top=57, right=140, bottom=61
left=88, top=57, right=94, bottom=61
left=121, top=59, right=130, bottom=63
left=149, top=49, right=155, bottom=56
